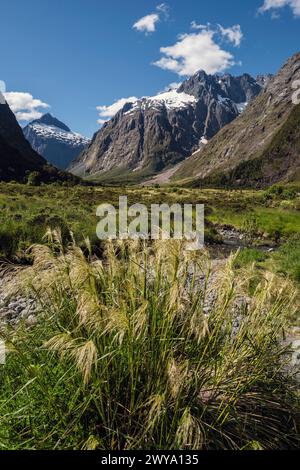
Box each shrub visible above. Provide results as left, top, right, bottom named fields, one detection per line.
left=27, top=171, right=41, bottom=186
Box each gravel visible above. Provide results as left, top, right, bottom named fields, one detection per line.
left=0, top=276, right=37, bottom=326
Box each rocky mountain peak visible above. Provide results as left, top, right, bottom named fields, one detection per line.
left=23, top=114, right=90, bottom=170
left=31, top=113, right=71, bottom=132
left=255, top=74, right=273, bottom=88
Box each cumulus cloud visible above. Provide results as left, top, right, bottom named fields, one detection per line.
left=154, top=23, right=242, bottom=76
left=4, top=91, right=50, bottom=121
left=96, top=96, right=138, bottom=125
left=133, top=3, right=170, bottom=34
left=133, top=13, right=160, bottom=34
left=259, top=0, right=300, bottom=17
left=218, top=24, right=243, bottom=47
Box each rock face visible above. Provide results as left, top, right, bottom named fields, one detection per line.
left=173, top=51, right=300, bottom=187
left=255, top=74, right=273, bottom=88
left=69, top=72, right=263, bottom=180
left=0, top=100, right=47, bottom=181
left=23, top=113, right=90, bottom=169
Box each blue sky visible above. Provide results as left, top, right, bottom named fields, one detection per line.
left=0, top=0, right=299, bottom=137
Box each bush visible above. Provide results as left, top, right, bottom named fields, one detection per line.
left=27, top=171, right=41, bottom=186
left=263, top=185, right=298, bottom=202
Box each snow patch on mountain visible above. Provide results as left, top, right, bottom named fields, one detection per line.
left=124, top=89, right=197, bottom=115
left=235, top=102, right=248, bottom=114
left=28, top=123, right=90, bottom=148
left=146, top=89, right=197, bottom=109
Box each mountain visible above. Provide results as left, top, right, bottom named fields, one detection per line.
left=0, top=99, right=48, bottom=181
left=23, top=113, right=90, bottom=169
left=255, top=74, right=273, bottom=88
left=173, top=51, right=300, bottom=188
left=69, top=72, right=263, bottom=182
left=0, top=101, right=80, bottom=184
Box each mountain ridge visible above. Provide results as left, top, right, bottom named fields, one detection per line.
left=173, top=51, right=300, bottom=187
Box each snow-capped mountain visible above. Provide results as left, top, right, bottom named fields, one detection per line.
left=23, top=114, right=90, bottom=169
left=69, top=70, right=263, bottom=181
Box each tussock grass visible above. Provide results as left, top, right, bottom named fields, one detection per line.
left=0, top=233, right=299, bottom=450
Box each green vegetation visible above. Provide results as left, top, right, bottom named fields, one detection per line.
left=233, top=248, right=268, bottom=269
left=0, top=237, right=299, bottom=450
left=1, top=182, right=300, bottom=287
left=273, top=240, right=300, bottom=283
left=1, top=182, right=300, bottom=259
left=259, top=103, right=300, bottom=173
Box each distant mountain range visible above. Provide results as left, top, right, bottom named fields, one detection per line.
left=68, top=71, right=264, bottom=182
left=23, top=113, right=90, bottom=169
left=1, top=51, right=299, bottom=188
left=173, top=51, right=300, bottom=187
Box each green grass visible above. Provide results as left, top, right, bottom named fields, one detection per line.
left=1, top=182, right=300, bottom=257
left=209, top=207, right=300, bottom=240
left=233, top=248, right=268, bottom=269
left=273, top=240, right=300, bottom=283
left=0, top=237, right=299, bottom=450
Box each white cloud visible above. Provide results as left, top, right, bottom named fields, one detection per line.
left=154, top=24, right=241, bottom=76
left=133, top=13, right=160, bottom=33
left=259, top=0, right=300, bottom=17
left=191, top=21, right=211, bottom=30
left=96, top=96, right=138, bottom=124
left=4, top=91, right=50, bottom=121
left=133, top=3, right=170, bottom=34
left=218, top=24, right=243, bottom=47
left=156, top=3, right=170, bottom=18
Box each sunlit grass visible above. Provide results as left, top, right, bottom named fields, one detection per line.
left=0, top=234, right=299, bottom=450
